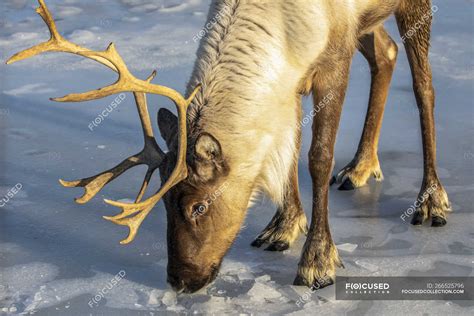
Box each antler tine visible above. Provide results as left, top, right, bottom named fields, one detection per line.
left=7, top=1, right=116, bottom=71
left=6, top=0, right=201, bottom=245
left=59, top=155, right=142, bottom=204
left=135, top=169, right=154, bottom=203
left=59, top=71, right=163, bottom=204
left=6, top=1, right=180, bottom=105
left=36, top=0, right=60, bottom=40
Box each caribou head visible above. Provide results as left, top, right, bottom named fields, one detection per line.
left=7, top=0, right=253, bottom=293
left=157, top=109, right=246, bottom=292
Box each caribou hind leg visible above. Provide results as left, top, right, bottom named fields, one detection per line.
left=252, top=135, right=308, bottom=252
left=331, top=26, right=398, bottom=190
left=395, top=0, right=451, bottom=226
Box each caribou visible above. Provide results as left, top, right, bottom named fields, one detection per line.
left=7, top=0, right=451, bottom=293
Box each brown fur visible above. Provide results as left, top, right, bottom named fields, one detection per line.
left=395, top=0, right=451, bottom=222
left=160, top=0, right=451, bottom=290
left=295, top=0, right=451, bottom=287
left=332, top=25, right=397, bottom=188
left=6, top=0, right=452, bottom=294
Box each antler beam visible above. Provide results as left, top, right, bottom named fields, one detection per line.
left=6, top=0, right=200, bottom=244
left=59, top=72, right=164, bottom=204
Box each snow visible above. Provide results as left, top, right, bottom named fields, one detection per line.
left=3, top=83, right=56, bottom=96
left=161, top=291, right=177, bottom=307
left=247, top=276, right=282, bottom=302
left=0, top=0, right=473, bottom=315
left=336, top=243, right=358, bottom=253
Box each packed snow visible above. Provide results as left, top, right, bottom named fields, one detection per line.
left=0, top=0, right=473, bottom=315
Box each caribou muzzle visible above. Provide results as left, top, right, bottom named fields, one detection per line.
left=167, top=263, right=220, bottom=293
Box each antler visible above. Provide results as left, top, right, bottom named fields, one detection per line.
left=6, top=0, right=200, bottom=244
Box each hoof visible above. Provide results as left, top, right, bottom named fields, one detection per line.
left=338, top=178, right=356, bottom=191
left=431, top=216, right=447, bottom=227
left=293, top=275, right=311, bottom=287
left=251, top=238, right=265, bottom=248
left=411, top=211, right=425, bottom=226
left=293, top=275, right=334, bottom=290
left=264, top=241, right=289, bottom=252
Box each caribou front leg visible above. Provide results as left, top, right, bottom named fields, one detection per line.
left=294, top=57, right=351, bottom=288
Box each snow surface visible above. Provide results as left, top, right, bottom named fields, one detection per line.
left=0, top=0, right=473, bottom=315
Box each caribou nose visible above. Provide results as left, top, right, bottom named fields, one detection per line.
left=167, top=265, right=219, bottom=293
left=167, top=273, right=185, bottom=292
left=167, top=272, right=211, bottom=293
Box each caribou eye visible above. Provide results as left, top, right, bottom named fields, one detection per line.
left=191, top=203, right=207, bottom=218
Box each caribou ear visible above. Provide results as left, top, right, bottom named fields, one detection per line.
left=158, top=108, right=178, bottom=150
left=195, top=133, right=223, bottom=161
left=194, top=133, right=226, bottom=181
